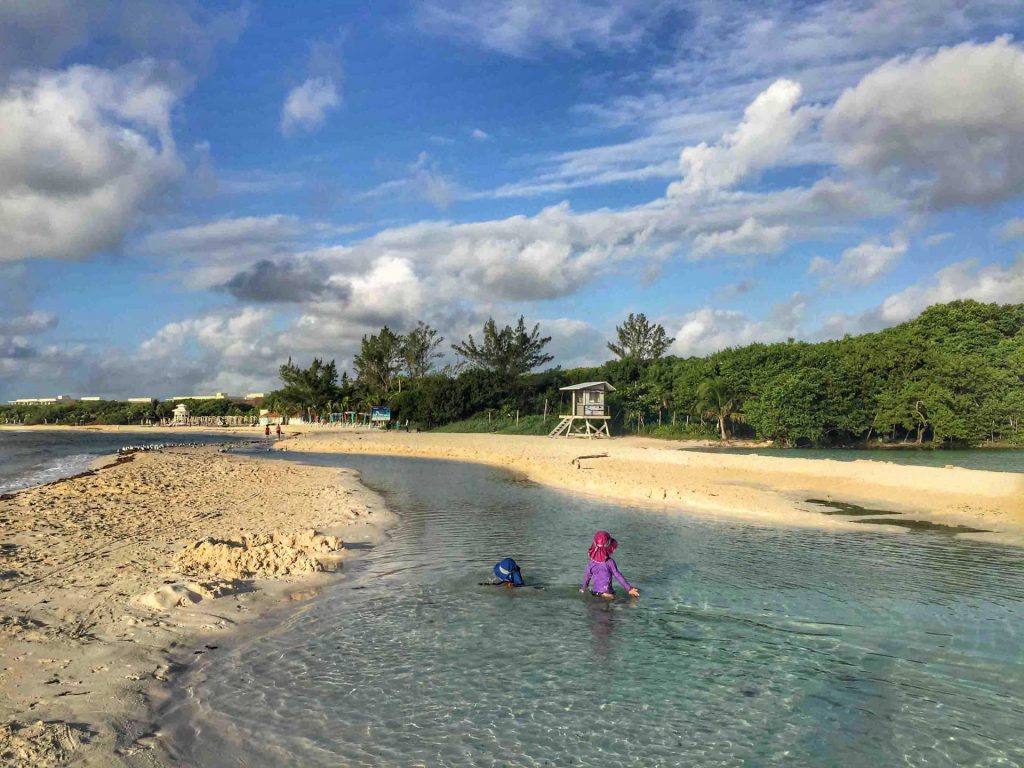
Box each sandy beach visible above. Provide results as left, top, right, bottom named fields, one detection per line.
left=281, top=429, right=1024, bottom=544
left=0, top=442, right=391, bottom=767
left=2, top=427, right=1023, bottom=766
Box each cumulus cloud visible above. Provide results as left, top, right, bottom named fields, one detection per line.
left=671, top=295, right=807, bottom=357
left=809, top=234, right=907, bottom=288
left=471, top=128, right=490, bottom=141
left=819, top=255, right=1024, bottom=339
left=825, top=37, right=1024, bottom=209
left=539, top=317, right=607, bottom=369
left=691, top=218, right=787, bottom=258
left=0, top=61, right=185, bottom=262
left=281, top=77, right=341, bottom=135
left=0, top=1, right=247, bottom=78
left=669, top=79, right=809, bottom=197
left=0, top=311, right=57, bottom=336
left=142, top=215, right=305, bottom=288
left=219, top=259, right=349, bottom=304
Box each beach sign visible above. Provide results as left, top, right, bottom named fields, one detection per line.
left=370, top=406, right=392, bottom=422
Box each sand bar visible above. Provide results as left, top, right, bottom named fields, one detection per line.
left=281, top=429, right=1024, bottom=545
left=0, top=443, right=390, bottom=767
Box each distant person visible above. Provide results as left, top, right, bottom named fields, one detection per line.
left=275, top=424, right=282, bottom=439
left=489, top=557, right=525, bottom=589
left=265, top=424, right=270, bottom=437
left=581, top=531, right=639, bottom=599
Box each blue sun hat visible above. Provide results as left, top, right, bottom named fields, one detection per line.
left=494, top=557, right=524, bottom=586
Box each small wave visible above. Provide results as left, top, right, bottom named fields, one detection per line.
left=0, top=453, right=99, bottom=493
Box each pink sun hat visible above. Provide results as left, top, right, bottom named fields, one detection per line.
left=588, top=530, right=618, bottom=562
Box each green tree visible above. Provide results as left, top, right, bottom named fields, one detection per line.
left=696, top=378, right=745, bottom=440
left=402, top=321, right=445, bottom=379
left=452, top=316, right=553, bottom=380
left=607, top=313, right=675, bottom=362
left=354, top=326, right=405, bottom=394
left=273, top=357, right=341, bottom=414
left=745, top=370, right=829, bottom=445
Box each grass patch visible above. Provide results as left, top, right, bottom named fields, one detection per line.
left=432, top=414, right=553, bottom=436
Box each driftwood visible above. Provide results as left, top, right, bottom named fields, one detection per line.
left=571, top=453, right=609, bottom=469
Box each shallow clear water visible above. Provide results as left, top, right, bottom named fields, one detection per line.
left=0, top=430, right=248, bottom=493
left=682, top=446, right=1024, bottom=473
left=163, top=453, right=1024, bottom=767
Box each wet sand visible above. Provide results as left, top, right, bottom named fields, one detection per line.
left=0, top=443, right=391, bottom=767
left=2, top=425, right=1022, bottom=765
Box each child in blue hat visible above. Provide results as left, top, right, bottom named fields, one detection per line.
left=492, top=557, right=524, bottom=588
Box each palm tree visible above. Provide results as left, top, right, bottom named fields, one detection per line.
left=696, top=379, right=744, bottom=441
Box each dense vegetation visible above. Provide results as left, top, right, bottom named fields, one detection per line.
left=0, top=397, right=255, bottom=426
left=266, top=300, right=1024, bottom=447
left=3, top=301, right=1022, bottom=446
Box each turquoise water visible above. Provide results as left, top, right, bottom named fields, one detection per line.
left=682, top=446, right=1024, bottom=473
left=163, top=454, right=1024, bottom=767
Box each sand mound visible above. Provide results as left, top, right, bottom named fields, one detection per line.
left=136, top=579, right=240, bottom=611
left=0, top=720, right=87, bottom=768
left=176, top=529, right=343, bottom=580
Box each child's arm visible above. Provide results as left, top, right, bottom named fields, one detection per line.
left=580, top=563, right=592, bottom=593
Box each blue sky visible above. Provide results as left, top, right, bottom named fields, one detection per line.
left=1, top=0, right=1024, bottom=399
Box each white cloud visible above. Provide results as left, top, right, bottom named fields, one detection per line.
left=1000, top=218, right=1024, bottom=241
left=341, top=256, right=425, bottom=325
left=0, top=61, right=184, bottom=262
left=281, top=77, right=340, bottom=135
left=668, top=79, right=810, bottom=197
left=0, top=1, right=247, bottom=78
left=0, top=311, right=57, bottom=335
left=809, top=235, right=907, bottom=288
left=670, top=295, right=807, bottom=357
left=539, top=317, right=607, bottom=369
left=820, top=255, right=1024, bottom=338
left=691, top=218, right=787, bottom=258
left=878, top=256, right=1024, bottom=325
left=825, top=37, right=1024, bottom=209
left=470, top=128, right=490, bottom=141
left=415, top=0, right=659, bottom=57
left=361, top=153, right=456, bottom=210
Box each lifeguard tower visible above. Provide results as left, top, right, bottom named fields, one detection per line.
left=549, top=381, right=615, bottom=438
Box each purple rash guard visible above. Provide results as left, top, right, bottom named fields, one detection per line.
left=582, top=557, right=632, bottom=594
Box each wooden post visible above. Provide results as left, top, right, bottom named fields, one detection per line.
left=516, top=409, right=519, bottom=425
left=543, top=398, right=548, bottom=423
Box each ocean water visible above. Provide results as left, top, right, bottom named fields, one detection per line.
left=682, top=446, right=1024, bottom=473
left=162, top=453, right=1024, bottom=767
left=0, top=429, right=251, bottom=493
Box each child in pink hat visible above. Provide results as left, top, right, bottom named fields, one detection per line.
left=580, top=530, right=640, bottom=599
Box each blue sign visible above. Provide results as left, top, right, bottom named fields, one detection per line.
left=370, top=406, right=391, bottom=422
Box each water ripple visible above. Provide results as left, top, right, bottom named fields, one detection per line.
left=162, top=454, right=1024, bottom=768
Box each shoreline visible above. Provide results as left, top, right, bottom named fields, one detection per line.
left=0, top=444, right=393, bottom=767
left=277, top=430, right=1024, bottom=546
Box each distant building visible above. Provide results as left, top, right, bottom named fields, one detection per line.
left=80, top=396, right=104, bottom=402
left=244, top=392, right=266, bottom=404
left=126, top=397, right=156, bottom=404
left=167, top=392, right=251, bottom=403
left=10, top=395, right=78, bottom=405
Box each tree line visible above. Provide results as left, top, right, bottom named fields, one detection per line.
left=4, top=300, right=1021, bottom=445
left=264, top=300, right=1024, bottom=447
